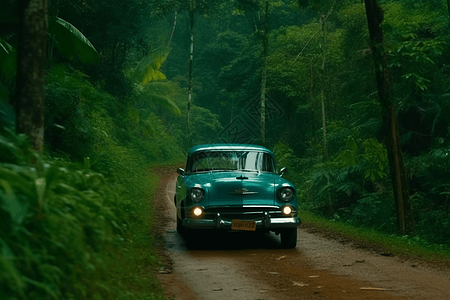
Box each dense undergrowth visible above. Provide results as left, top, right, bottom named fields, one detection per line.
left=0, top=131, right=173, bottom=299
left=275, top=137, right=450, bottom=250
left=0, top=65, right=194, bottom=299
left=0, top=131, right=147, bottom=299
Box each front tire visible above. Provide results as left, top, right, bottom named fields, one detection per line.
left=280, top=228, right=297, bottom=249
left=176, top=213, right=183, bottom=234
left=176, top=204, right=185, bottom=234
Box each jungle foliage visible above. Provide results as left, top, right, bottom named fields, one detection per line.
left=158, top=0, right=450, bottom=246
left=2, top=0, right=450, bottom=298
left=1, top=0, right=220, bottom=298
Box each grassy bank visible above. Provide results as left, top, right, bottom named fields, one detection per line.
left=0, top=129, right=177, bottom=299
left=102, top=169, right=166, bottom=300
left=299, top=209, right=450, bottom=264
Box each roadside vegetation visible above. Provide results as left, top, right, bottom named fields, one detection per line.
left=0, top=129, right=172, bottom=299
left=300, top=209, right=450, bottom=263
left=2, top=0, right=450, bottom=298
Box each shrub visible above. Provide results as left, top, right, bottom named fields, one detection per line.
left=0, top=130, right=128, bottom=299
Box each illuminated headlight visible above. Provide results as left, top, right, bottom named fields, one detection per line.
left=278, top=187, right=295, bottom=202
left=282, top=205, right=293, bottom=215
left=192, top=206, right=203, bottom=217
left=190, top=188, right=205, bottom=202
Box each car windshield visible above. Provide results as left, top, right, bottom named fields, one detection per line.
left=188, top=151, right=275, bottom=173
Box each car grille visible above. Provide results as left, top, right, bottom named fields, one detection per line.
left=204, top=205, right=283, bottom=220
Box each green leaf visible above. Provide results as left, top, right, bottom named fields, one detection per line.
left=134, top=47, right=171, bottom=84
left=128, top=107, right=140, bottom=124
left=0, top=180, right=28, bottom=225
left=0, top=88, right=14, bottom=130
left=22, top=276, right=59, bottom=300
left=140, top=91, right=182, bottom=116
left=0, top=239, right=26, bottom=298
left=0, top=167, right=35, bottom=200
left=142, top=70, right=166, bottom=83
left=377, top=170, right=386, bottom=178
left=48, top=17, right=99, bottom=63
left=0, top=39, right=16, bottom=78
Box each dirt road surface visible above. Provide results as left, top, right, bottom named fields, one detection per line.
left=152, top=168, right=450, bottom=300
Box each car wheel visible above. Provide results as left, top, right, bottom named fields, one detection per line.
left=176, top=206, right=186, bottom=234
left=280, top=228, right=297, bottom=249
left=176, top=213, right=183, bottom=234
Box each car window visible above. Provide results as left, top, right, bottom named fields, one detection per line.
left=188, top=151, right=275, bottom=173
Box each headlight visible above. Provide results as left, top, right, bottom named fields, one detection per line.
left=278, top=187, right=295, bottom=202
left=282, top=205, right=293, bottom=215
left=192, top=206, right=203, bottom=217
left=190, top=188, right=205, bottom=202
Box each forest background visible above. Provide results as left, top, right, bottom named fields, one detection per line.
left=1, top=0, right=450, bottom=299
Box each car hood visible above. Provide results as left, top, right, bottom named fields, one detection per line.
left=188, top=171, right=281, bottom=206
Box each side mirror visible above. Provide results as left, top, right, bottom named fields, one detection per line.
left=177, top=168, right=186, bottom=176
left=279, top=167, right=286, bottom=177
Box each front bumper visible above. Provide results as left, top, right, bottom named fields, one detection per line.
left=182, top=211, right=301, bottom=230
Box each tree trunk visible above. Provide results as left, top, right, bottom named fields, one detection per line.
left=260, top=0, right=269, bottom=144
left=364, top=0, right=414, bottom=234
left=47, top=0, right=60, bottom=64
left=187, top=4, right=194, bottom=145
left=447, top=0, right=450, bottom=20
left=167, top=11, right=177, bottom=47
left=320, top=14, right=328, bottom=161
left=15, top=0, right=48, bottom=154
left=309, top=58, right=317, bottom=142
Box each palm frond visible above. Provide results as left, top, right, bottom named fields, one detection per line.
left=352, top=118, right=382, bottom=132
left=140, top=93, right=181, bottom=116
left=133, top=47, right=171, bottom=85
left=143, top=81, right=177, bottom=94
left=48, top=17, right=99, bottom=63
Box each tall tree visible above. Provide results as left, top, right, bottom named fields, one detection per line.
left=234, top=0, right=271, bottom=144
left=167, top=11, right=178, bottom=47
left=319, top=6, right=333, bottom=161
left=298, top=0, right=335, bottom=160
left=15, top=0, right=48, bottom=153
left=187, top=0, right=195, bottom=145
left=364, top=0, right=414, bottom=234
left=153, top=0, right=225, bottom=145
left=260, top=0, right=269, bottom=144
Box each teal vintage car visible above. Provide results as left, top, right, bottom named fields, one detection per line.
left=175, top=144, right=301, bottom=248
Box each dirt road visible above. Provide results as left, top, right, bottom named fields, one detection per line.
left=152, top=168, right=450, bottom=300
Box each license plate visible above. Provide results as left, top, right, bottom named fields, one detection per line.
left=231, top=220, right=256, bottom=231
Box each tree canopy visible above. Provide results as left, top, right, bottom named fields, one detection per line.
left=2, top=0, right=450, bottom=297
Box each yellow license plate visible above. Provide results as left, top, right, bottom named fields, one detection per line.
left=231, top=220, right=256, bottom=231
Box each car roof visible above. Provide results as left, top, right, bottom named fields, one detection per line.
left=188, top=144, right=273, bottom=155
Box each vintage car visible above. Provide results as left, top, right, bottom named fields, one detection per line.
left=175, top=144, right=301, bottom=248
